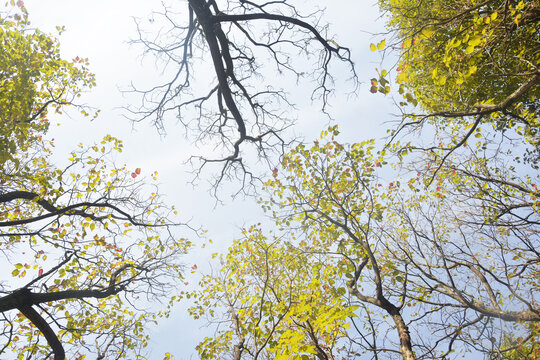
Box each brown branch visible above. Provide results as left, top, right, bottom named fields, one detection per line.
left=0, top=191, right=58, bottom=213
left=426, top=114, right=483, bottom=186
left=473, top=71, right=540, bottom=112
left=0, top=191, right=153, bottom=228
left=18, top=303, right=65, bottom=360
left=0, top=286, right=124, bottom=313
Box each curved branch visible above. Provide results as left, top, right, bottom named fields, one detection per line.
left=18, top=304, right=65, bottom=360
left=212, top=13, right=351, bottom=60
left=0, top=285, right=125, bottom=313
left=0, top=191, right=155, bottom=228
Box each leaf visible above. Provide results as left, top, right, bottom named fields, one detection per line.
left=370, top=43, right=377, bottom=51
left=468, top=36, right=482, bottom=47
left=377, top=39, right=386, bottom=50
left=438, top=76, right=447, bottom=85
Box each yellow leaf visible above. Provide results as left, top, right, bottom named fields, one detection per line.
left=377, top=39, right=386, bottom=50
left=370, top=43, right=376, bottom=51
left=468, top=36, right=482, bottom=47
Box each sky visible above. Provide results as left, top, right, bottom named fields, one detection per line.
left=19, top=1, right=392, bottom=358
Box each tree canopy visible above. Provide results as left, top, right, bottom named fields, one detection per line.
left=1, top=3, right=190, bottom=359
left=0, top=3, right=94, bottom=166
left=177, top=0, right=539, bottom=359
left=1, top=0, right=538, bottom=359
left=192, top=124, right=538, bottom=358
left=378, top=0, right=539, bottom=164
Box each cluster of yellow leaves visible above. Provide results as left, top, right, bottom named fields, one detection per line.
left=0, top=4, right=95, bottom=166
left=1, top=6, right=189, bottom=359
left=190, top=225, right=357, bottom=360
left=375, top=0, right=539, bottom=154
left=3, top=130, right=190, bottom=358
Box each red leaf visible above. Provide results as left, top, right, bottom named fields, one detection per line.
left=135, top=168, right=141, bottom=175
left=131, top=173, right=137, bottom=178
left=38, top=269, right=43, bottom=276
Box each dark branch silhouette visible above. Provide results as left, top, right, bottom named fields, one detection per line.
left=129, top=0, right=357, bottom=192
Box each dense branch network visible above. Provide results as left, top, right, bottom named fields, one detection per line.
left=1, top=6, right=190, bottom=359
left=0, top=140, right=189, bottom=359
left=377, top=0, right=539, bottom=182
left=129, top=0, right=356, bottom=192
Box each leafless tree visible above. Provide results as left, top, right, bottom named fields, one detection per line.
left=129, top=0, right=356, bottom=193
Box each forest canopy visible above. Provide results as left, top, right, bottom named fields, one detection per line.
left=1, top=0, right=538, bottom=359
left=1, top=3, right=190, bottom=359
left=175, top=0, right=538, bottom=359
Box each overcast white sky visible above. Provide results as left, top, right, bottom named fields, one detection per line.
left=21, top=1, right=392, bottom=358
